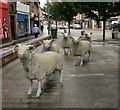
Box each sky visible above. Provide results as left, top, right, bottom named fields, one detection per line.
left=40, top=0, right=47, bottom=8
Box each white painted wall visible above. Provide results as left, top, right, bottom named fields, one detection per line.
left=17, top=2, right=29, bottom=14
left=92, top=20, right=95, bottom=29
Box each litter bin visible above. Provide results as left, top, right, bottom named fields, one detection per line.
left=112, top=30, right=118, bottom=39
left=64, top=28, right=67, bottom=33
left=51, top=27, right=57, bottom=38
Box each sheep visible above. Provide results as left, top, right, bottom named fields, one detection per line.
left=70, top=36, right=91, bottom=66
left=40, top=39, right=59, bottom=53
left=13, top=44, right=63, bottom=98
left=61, top=32, right=72, bottom=55
left=81, top=33, right=92, bottom=43
left=81, top=30, right=85, bottom=36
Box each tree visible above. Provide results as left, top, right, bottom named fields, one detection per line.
left=50, top=2, right=64, bottom=28
left=75, top=2, right=120, bottom=41
left=42, top=2, right=63, bottom=33
left=43, top=2, right=78, bottom=34
left=58, top=2, right=78, bottom=34
left=43, top=2, right=79, bottom=34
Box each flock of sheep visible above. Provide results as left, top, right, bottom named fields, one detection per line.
left=13, top=30, right=92, bottom=98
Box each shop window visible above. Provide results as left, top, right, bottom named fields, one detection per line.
left=18, top=21, right=25, bottom=36
left=9, top=4, right=14, bottom=12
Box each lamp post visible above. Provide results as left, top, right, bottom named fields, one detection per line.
left=47, top=0, right=50, bottom=35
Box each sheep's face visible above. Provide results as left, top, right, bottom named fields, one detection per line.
left=14, top=44, right=35, bottom=58
left=42, top=40, right=53, bottom=50
left=71, top=37, right=80, bottom=45
left=63, top=33, right=69, bottom=39
left=85, top=34, right=88, bottom=37
left=62, top=33, right=69, bottom=39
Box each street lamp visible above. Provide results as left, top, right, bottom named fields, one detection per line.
left=46, top=0, right=50, bottom=35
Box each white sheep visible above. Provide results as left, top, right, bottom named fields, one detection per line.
left=40, top=39, right=59, bottom=53
left=70, top=37, right=91, bottom=66
left=61, top=32, right=72, bottom=55
left=13, top=44, right=63, bottom=98
left=80, top=33, right=93, bottom=43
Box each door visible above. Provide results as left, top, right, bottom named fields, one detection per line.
left=10, top=15, right=15, bottom=40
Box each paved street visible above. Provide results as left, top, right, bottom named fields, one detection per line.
left=2, top=29, right=119, bottom=108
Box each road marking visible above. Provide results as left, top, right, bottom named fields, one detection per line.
left=68, top=74, right=104, bottom=77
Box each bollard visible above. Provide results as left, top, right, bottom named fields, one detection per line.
left=64, top=29, right=67, bottom=33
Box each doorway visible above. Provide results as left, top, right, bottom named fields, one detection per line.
left=10, top=15, right=16, bottom=40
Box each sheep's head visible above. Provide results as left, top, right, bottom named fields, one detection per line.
left=13, top=44, right=36, bottom=58
left=40, top=39, right=54, bottom=50
left=62, top=32, right=70, bottom=39
left=85, top=34, right=89, bottom=37
left=86, top=33, right=93, bottom=37
left=70, top=37, right=81, bottom=45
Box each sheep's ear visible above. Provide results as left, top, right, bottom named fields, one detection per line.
left=68, top=33, right=71, bottom=37
left=79, top=36, right=82, bottom=38
left=39, top=40, right=44, bottom=45
left=61, top=32, right=65, bottom=36
left=69, top=36, right=74, bottom=41
left=50, top=39, right=55, bottom=43
left=78, top=37, right=82, bottom=40
left=28, top=45, right=36, bottom=54
left=13, top=44, right=19, bottom=53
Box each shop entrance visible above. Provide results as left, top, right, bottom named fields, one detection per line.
left=10, top=15, right=16, bottom=40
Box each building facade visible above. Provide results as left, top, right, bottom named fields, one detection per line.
left=0, top=1, right=43, bottom=45
left=16, top=2, right=30, bottom=38
left=0, top=1, right=11, bottom=43
left=22, top=2, right=41, bottom=33
left=8, top=2, right=17, bottom=40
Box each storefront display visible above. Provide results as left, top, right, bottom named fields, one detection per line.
left=0, top=2, right=10, bottom=40
left=17, top=13, right=29, bottom=36
left=16, top=2, right=30, bottom=37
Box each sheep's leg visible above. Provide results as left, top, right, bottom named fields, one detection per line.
left=80, top=57, right=83, bottom=66
left=36, top=80, right=42, bottom=98
left=64, top=49, right=68, bottom=55
left=88, top=51, right=91, bottom=61
left=28, top=79, right=33, bottom=96
left=65, top=49, right=68, bottom=55
left=69, top=48, right=72, bottom=55
left=59, top=70, right=63, bottom=83
left=63, top=49, right=66, bottom=55
left=74, top=57, right=78, bottom=66
left=68, top=48, right=70, bottom=55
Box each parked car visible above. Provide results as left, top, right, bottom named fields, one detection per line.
left=51, top=24, right=59, bottom=30
left=59, top=25, right=65, bottom=29
left=73, top=24, right=82, bottom=29
left=64, top=25, right=68, bottom=29
left=110, top=21, right=119, bottom=28
left=59, top=25, right=68, bottom=29
left=70, top=24, right=73, bottom=29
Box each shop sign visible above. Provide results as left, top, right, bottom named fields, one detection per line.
left=17, top=2, right=29, bottom=13
left=0, top=0, right=8, bottom=9
left=84, top=18, right=89, bottom=22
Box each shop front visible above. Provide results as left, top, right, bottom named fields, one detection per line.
left=84, top=18, right=90, bottom=28
left=0, top=2, right=11, bottom=43
left=16, top=2, right=30, bottom=38
left=17, top=13, right=29, bottom=37
left=9, top=2, right=17, bottom=40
